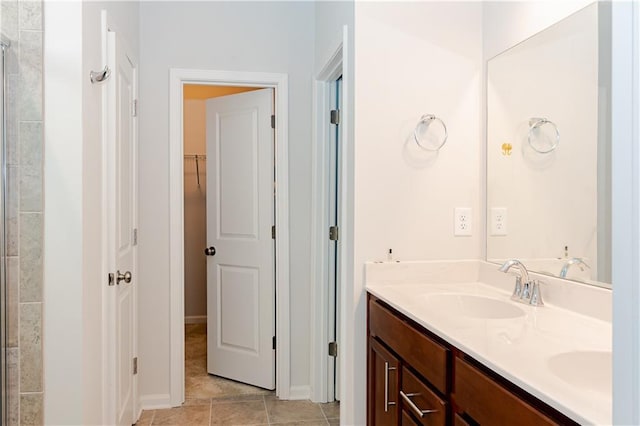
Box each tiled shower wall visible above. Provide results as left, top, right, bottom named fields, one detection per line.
left=2, top=0, right=44, bottom=425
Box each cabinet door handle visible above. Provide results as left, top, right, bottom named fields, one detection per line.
left=400, top=391, right=438, bottom=418
left=384, top=362, right=397, bottom=412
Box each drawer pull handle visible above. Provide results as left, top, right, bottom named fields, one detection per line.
left=384, top=362, right=397, bottom=412
left=400, top=391, right=438, bottom=418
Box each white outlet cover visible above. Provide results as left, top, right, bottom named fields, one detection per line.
left=454, top=207, right=472, bottom=236
left=491, top=207, right=508, bottom=236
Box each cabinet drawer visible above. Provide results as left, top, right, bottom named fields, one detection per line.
left=369, top=299, right=449, bottom=393
left=401, top=410, right=420, bottom=426
left=401, top=367, right=446, bottom=426
left=453, top=414, right=470, bottom=426
left=454, top=358, right=556, bottom=426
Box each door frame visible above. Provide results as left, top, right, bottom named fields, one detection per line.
left=168, top=69, right=290, bottom=404
left=310, top=44, right=344, bottom=403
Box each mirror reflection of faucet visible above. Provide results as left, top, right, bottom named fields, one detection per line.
left=499, top=259, right=544, bottom=307
left=559, top=257, right=590, bottom=279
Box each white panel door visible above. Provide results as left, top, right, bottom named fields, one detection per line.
left=108, top=30, right=137, bottom=426
left=205, top=88, right=275, bottom=390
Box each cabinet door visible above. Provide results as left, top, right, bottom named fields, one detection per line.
left=369, top=338, right=400, bottom=425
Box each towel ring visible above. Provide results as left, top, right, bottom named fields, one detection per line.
left=414, top=114, right=448, bottom=151
left=528, top=118, right=559, bottom=154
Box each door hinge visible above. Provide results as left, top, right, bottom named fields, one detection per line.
left=329, top=226, right=339, bottom=241
left=133, top=228, right=138, bottom=246
left=328, top=341, right=338, bottom=357
left=330, top=109, right=340, bottom=125
left=272, top=225, right=276, bottom=240
left=108, top=273, right=115, bottom=286
left=271, top=114, right=275, bottom=129
left=133, top=357, right=138, bottom=375
left=132, top=99, right=138, bottom=117
left=272, top=336, right=276, bottom=350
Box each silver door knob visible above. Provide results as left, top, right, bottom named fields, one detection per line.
left=117, top=270, right=132, bottom=284
left=204, top=246, right=216, bottom=256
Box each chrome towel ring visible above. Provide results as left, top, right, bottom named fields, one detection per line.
left=90, top=65, right=111, bottom=84
left=414, top=114, right=447, bottom=151
left=528, top=118, right=559, bottom=153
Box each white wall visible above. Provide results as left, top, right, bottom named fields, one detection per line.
left=314, top=1, right=354, bottom=74
left=44, top=1, right=139, bottom=424
left=183, top=100, right=207, bottom=320
left=43, top=2, right=83, bottom=423
left=483, top=0, right=593, bottom=60
left=137, top=1, right=315, bottom=402
left=349, top=2, right=483, bottom=423
left=611, top=2, right=640, bottom=424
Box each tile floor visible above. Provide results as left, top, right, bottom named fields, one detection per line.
left=136, top=324, right=340, bottom=425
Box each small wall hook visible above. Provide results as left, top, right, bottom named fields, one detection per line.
left=90, top=65, right=111, bottom=84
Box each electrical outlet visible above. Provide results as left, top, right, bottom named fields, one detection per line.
left=491, top=207, right=508, bottom=236
left=454, top=208, right=472, bottom=236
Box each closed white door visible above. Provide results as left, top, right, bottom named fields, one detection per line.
left=205, top=88, right=275, bottom=390
left=107, top=29, right=137, bottom=426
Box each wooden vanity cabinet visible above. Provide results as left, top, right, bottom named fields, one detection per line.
left=369, top=338, right=400, bottom=425
left=368, top=296, right=449, bottom=426
left=367, top=294, right=579, bottom=426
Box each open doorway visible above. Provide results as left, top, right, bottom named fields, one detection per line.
left=182, top=84, right=275, bottom=399
left=168, top=69, right=291, bottom=407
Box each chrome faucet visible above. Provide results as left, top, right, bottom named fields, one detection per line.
left=498, top=259, right=544, bottom=306
left=559, top=257, right=590, bottom=279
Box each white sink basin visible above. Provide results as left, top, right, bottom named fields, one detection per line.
left=424, top=294, right=526, bottom=319
left=548, top=351, right=611, bottom=395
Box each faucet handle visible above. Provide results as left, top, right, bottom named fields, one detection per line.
left=529, top=280, right=544, bottom=307
left=511, top=276, right=523, bottom=301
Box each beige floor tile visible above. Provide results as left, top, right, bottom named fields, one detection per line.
left=327, top=418, right=340, bottom=426
left=265, top=399, right=325, bottom=424
left=152, top=405, right=210, bottom=426
left=320, top=402, right=340, bottom=419
left=211, top=394, right=265, bottom=403
left=210, top=400, right=268, bottom=425
left=183, top=398, right=211, bottom=406
left=186, top=374, right=271, bottom=399
left=135, top=409, right=155, bottom=425
left=168, top=325, right=333, bottom=426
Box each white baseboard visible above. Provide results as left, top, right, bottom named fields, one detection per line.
left=288, top=385, right=311, bottom=400
left=139, top=393, right=174, bottom=410
left=185, top=315, right=207, bottom=324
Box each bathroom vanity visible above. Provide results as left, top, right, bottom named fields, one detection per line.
left=365, top=261, right=611, bottom=426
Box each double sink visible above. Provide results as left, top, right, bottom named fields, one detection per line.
left=366, top=263, right=612, bottom=425
left=422, top=292, right=611, bottom=395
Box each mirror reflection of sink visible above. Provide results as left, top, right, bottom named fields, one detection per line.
left=423, top=294, right=526, bottom=319
left=548, top=351, right=611, bottom=394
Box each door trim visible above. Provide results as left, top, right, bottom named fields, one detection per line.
left=168, top=69, right=290, bottom=404
left=310, top=45, right=343, bottom=403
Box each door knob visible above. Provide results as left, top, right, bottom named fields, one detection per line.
left=117, top=270, right=132, bottom=285
left=204, top=246, right=216, bottom=256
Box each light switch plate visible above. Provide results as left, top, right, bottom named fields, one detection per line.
left=491, top=207, right=508, bottom=236
left=454, top=208, right=472, bottom=236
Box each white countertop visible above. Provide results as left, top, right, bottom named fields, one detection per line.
left=366, top=267, right=612, bottom=425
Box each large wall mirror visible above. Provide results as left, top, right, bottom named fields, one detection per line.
left=486, top=2, right=611, bottom=288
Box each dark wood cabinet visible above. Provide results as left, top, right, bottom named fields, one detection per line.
left=367, top=293, right=579, bottom=426
left=369, top=337, right=400, bottom=425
